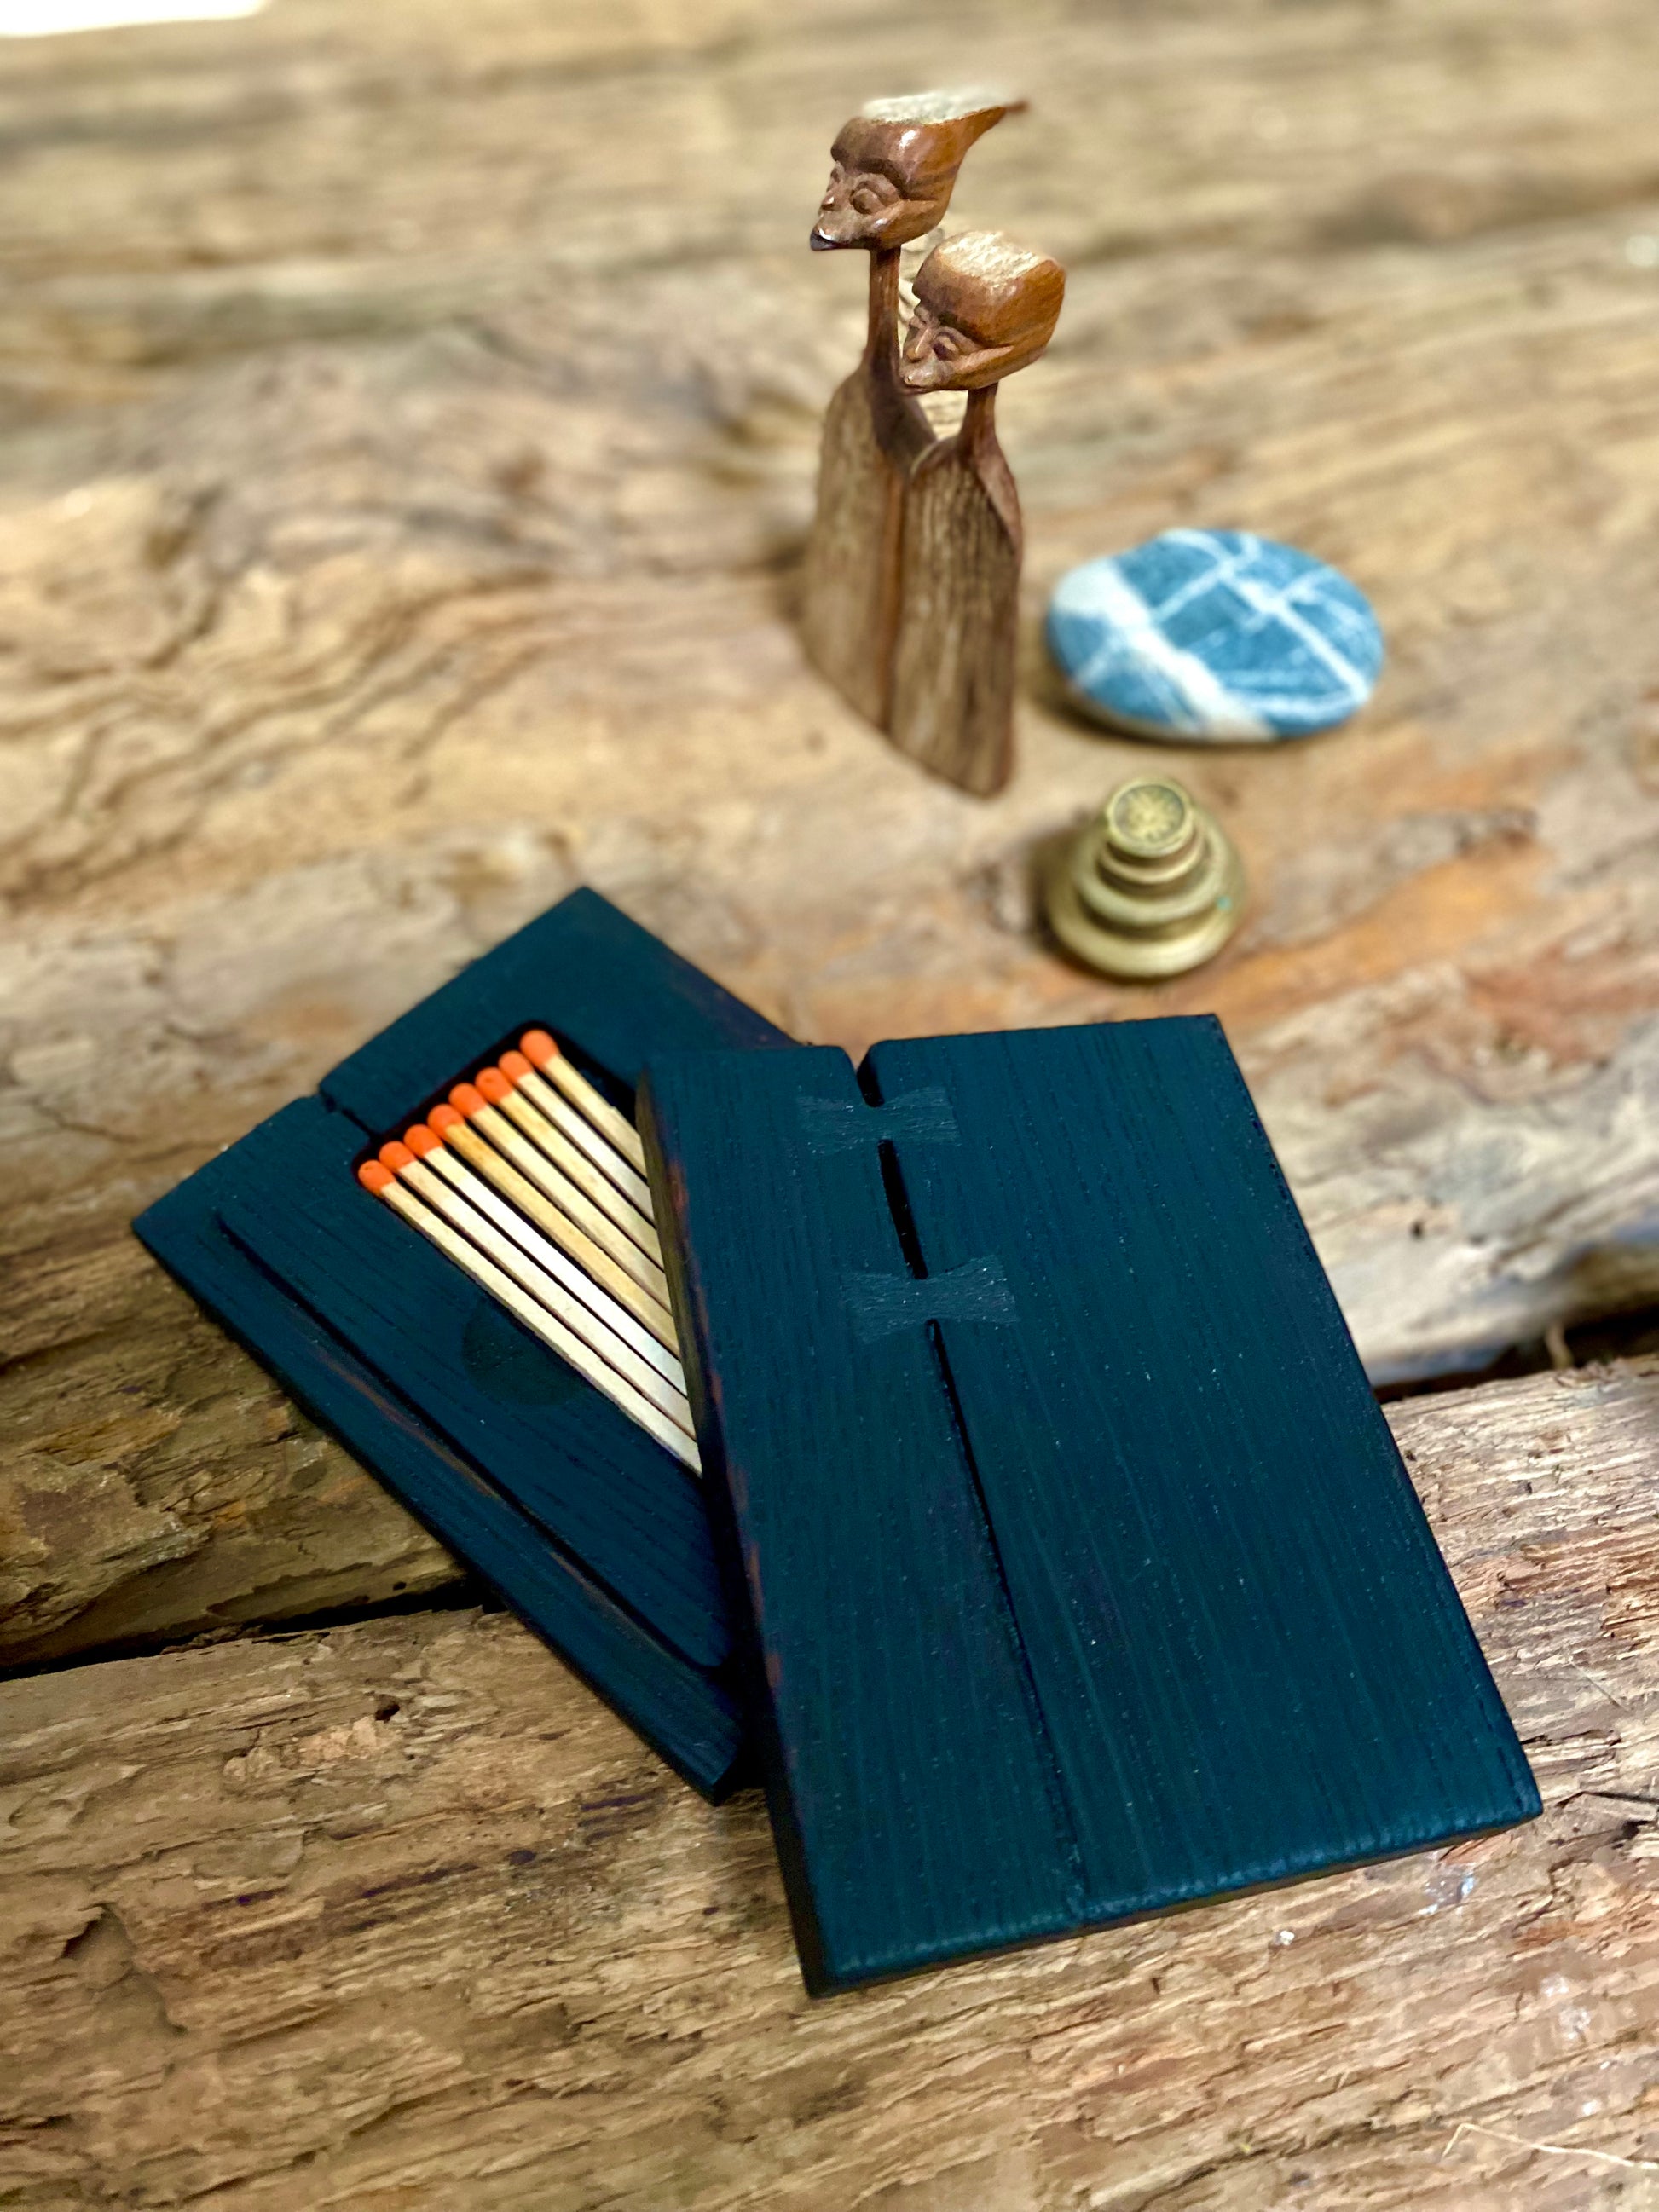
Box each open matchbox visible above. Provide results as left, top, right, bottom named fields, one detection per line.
left=136, top=887, right=1540, bottom=1995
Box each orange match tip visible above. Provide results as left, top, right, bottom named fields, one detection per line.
left=358, top=1160, right=394, bottom=1193
left=476, top=1066, right=512, bottom=1106
left=521, top=1028, right=558, bottom=1066
left=499, top=1049, right=532, bottom=1082
left=405, top=1123, right=442, bottom=1158
left=379, top=1140, right=413, bottom=1170
left=429, top=1102, right=462, bottom=1133
left=448, top=1083, right=486, bottom=1117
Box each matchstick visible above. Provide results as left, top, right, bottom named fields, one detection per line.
left=476, top=1065, right=662, bottom=1262
left=448, top=1083, right=672, bottom=1306
left=427, top=1104, right=678, bottom=1349
left=403, top=1122, right=681, bottom=1383
left=356, top=1161, right=699, bottom=1473
left=377, top=1141, right=691, bottom=1427
left=498, top=1048, right=653, bottom=1210
left=520, top=1030, right=647, bottom=1174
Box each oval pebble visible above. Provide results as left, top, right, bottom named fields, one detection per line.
left=1046, top=529, right=1384, bottom=742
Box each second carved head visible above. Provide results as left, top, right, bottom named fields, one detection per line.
left=899, top=232, right=1066, bottom=392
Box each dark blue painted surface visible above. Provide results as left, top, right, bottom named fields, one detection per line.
left=135, top=1130, right=747, bottom=1796
left=321, top=885, right=791, bottom=1132
left=870, top=1021, right=1538, bottom=1919
left=641, top=1047, right=1078, bottom=1993
left=133, top=888, right=783, bottom=1799
left=643, top=1019, right=1540, bottom=1990
left=221, top=1098, right=731, bottom=1673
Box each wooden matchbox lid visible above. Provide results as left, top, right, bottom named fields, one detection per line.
left=641, top=1019, right=1540, bottom=1994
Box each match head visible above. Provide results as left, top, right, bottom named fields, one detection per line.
left=476, top=1067, right=513, bottom=1106
left=900, top=230, right=1065, bottom=392
left=499, top=1050, right=533, bottom=1083
left=378, top=1140, right=413, bottom=1173
left=812, top=90, right=1023, bottom=251
left=448, top=1083, right=487, bottom=1118
left=357, top=1160, right=395, bottom=1193
left=404, top=1123, right=443, bottom=1158
left=520, top=1029, right=559, bottom=1068
left=429, top=1102, right=462, bottom=1134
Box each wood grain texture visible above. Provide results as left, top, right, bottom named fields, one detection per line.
left=887, top=407, right=1021, bottom=794
left=870, top=1021, right=1537, bottom=1903
left=800, top=368, right=907, bottom=728
left=7, top=0, right=1659, bottom=1667
left=798, top=266, right=931, bottom=728
left=2, top=1355, right=1656, bottom=2211
left=643, top=1044, right=1077, bottom=1990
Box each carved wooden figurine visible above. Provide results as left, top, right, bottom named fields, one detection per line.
left=802, top=91, right=1022, bottom=729
left=889, top=233, right=1065, bottom=795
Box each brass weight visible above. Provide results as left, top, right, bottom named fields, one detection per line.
left=1045, top=775, right=1245, bottom=980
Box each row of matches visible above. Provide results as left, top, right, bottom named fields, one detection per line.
left=356, top=1031, right=698, bottom=1473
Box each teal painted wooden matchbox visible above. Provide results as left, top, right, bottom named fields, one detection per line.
left=137, top=888, right=1540, bottom=1995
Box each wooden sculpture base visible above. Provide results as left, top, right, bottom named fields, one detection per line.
left=804, top=219, right=1056, bottom=800
left=804, top=378, right=1021, bottom=797
left=800, top=246, right=931, bottom=730
left=800, top=367, right=929, bottom=728
left=887, top=385, right=1020, bottom=797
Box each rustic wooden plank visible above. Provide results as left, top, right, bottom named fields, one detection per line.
left=5, top=0, right=1659, bottom=1664
left=0, top=1357, right=1655, bottom=2209
left=0, top=1265, right=460, bottom=1666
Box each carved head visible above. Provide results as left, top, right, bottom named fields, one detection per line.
left=899, top=231, right=1066, bottom=391
left=810, top=90, right=1024, bottom=252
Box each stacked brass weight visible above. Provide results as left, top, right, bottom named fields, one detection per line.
left=1046, top=775, right=1245, bottom=980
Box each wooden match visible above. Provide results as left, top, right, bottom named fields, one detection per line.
left=356, top=1159, right=699, bottom=1473
left=520, top=1029, right=648, bottom=1174
left=427, top=1103, right=678, bottom=1348
left=475, top=1064, right=661, bottom=1261
left=384, top=1137, right=689, bottom=1411
left=448, top=1082, right=671, bottom=1304
left=403, top=1123, right=681, bottom=1383
left=499, top=1048, right=653, bottom=1210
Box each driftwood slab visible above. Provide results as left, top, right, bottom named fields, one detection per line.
left=3, top=1357, right=1658, bottom=2210
left=3, top=6, right=1659, bottom=1651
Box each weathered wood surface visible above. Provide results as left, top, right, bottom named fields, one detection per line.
left=800, top=355, right=918, bottom=729
left=799, top=245, right=932, bottom=733
left=1, top=1356, right=1656, bottom=2210
left=888, top=395, right=1023, bottom=794
left=5, top=0, right=1659, bottom=1658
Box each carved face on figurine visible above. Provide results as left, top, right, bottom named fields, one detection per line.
left=899, top=232, right=1066, bottom=392
left=810, top=90, right=1021, bottom=252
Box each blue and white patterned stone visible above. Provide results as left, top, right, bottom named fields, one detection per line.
left=1046, top=529, right=1384, bottom=742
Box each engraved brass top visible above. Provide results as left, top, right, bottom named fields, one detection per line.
left=1105, top=778, right=1190, bottom=858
